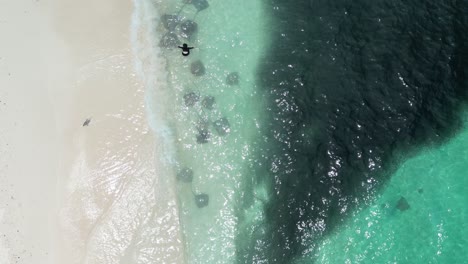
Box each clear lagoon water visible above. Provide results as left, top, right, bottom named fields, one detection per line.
left=133, top=0, right=468, bottom=263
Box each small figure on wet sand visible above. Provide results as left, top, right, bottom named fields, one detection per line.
left=190, top=60, right=206, bottom=76
left=396, top=196, right=410, bottom=211
left=82, top=118, right=91, bottom=127
left=226, top=72, right=240, bottom=86
left=183, top=91, right=200, bottom=106
left=177, top=167, right=194, bottom=183
left=213, top=117, right=231, bottom=136
left=178, top=43, right=194, bottom=56
left=194, top=193, right=209, bottom=208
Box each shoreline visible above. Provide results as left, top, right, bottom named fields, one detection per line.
left=49, top=0, right=185, bottom=262
left=1, top=0, right=185, bottom=263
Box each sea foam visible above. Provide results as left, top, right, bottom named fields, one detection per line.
left=131, top=0, right=177, bottom=165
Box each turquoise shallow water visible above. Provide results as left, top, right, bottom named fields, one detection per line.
left=314, top=111, right=468, bottom=264
left=138, top=0, right=468, bottom=263
left=146, top=0, right=267, bottom=263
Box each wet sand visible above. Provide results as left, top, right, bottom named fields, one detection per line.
left=0, top=0, right=184, bottom=263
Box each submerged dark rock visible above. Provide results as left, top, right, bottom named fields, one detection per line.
left=183, top=91, right=200, bottom=107
left=190, top=60, right=205, bottom=76
left=213, top=117, right=230, bottom=136
left=180, top=20, right=198, bottom=39
left=177, top=167, right=194, bottom=183
left=396, top=196, right=410, bottom=211
left=194, top=193, right=209, bottom=208
left=202, top=96, right=215, bottom=110
left=226, top=72, right=239, bottom=86
left=159, top=32, right=179, bottom=48
left=161, top=14, right=180, bottom=30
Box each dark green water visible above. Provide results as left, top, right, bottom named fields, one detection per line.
left=236, top=0, right=468, bottom=263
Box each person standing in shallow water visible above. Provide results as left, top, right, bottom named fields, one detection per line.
left=178, top=43, right=194, bottom=56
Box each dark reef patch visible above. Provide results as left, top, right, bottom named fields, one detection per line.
left=236, top=0, right=468, bottom=263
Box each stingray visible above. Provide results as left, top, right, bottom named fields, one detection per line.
left=190, top=60, right=206, bottom=76
left=82, top=118, right=91, bottom=127
left=194, top=193, right=209, bottom=208
left=192, top=0, right=209, bottom=12
left=161, top=14, right=180, bottom=31
left=196, top=118, right=210, bottom=131
left=177, top=167, right=194, bottom=183
left=226, top=72, right=240, bottom=86
left=213, top=117, right=230, bottom=136
left=196, top=128, right=210, bottom=143
left=202, top=96, right=215, bottom=110
left=180, top=20, right=198, bottom=39
left=159, top=32, right=179, bottom=48
left=396, top=196, right=410, bottom=211
left=183, top=91, right=200, bottom=107
left=178, top=0, right=210, bottom=16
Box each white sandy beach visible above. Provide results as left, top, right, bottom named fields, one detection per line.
left=0, top=0, right=184, bottom=263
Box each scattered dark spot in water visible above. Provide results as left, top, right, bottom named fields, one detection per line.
left=159, top=32, right=179, bottom=48
left=180, top=20, right=198, bottom=39
left=202, top=96, right=215, bottom=110
left=177, top=167, right=194, bottom=183
left=183, top=91, right=200, bottom=107
left=226, top=72, right=239, bottom=86
left=192, top=0, right=209, bottom=12
left=418, top=188, right=424, bottom=194
left=213, top=117, right=231, bottom=136
left=161, top=14, right=180, bottom=30
left=191, top=60, right=205, bottom=76
left=396, top=196, right=410, bottom=211
left=196, top=129, right=210, bottom=143
left=82, top=118, right=91, bottom=127
left=195, top=193, right=209, bottom=208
